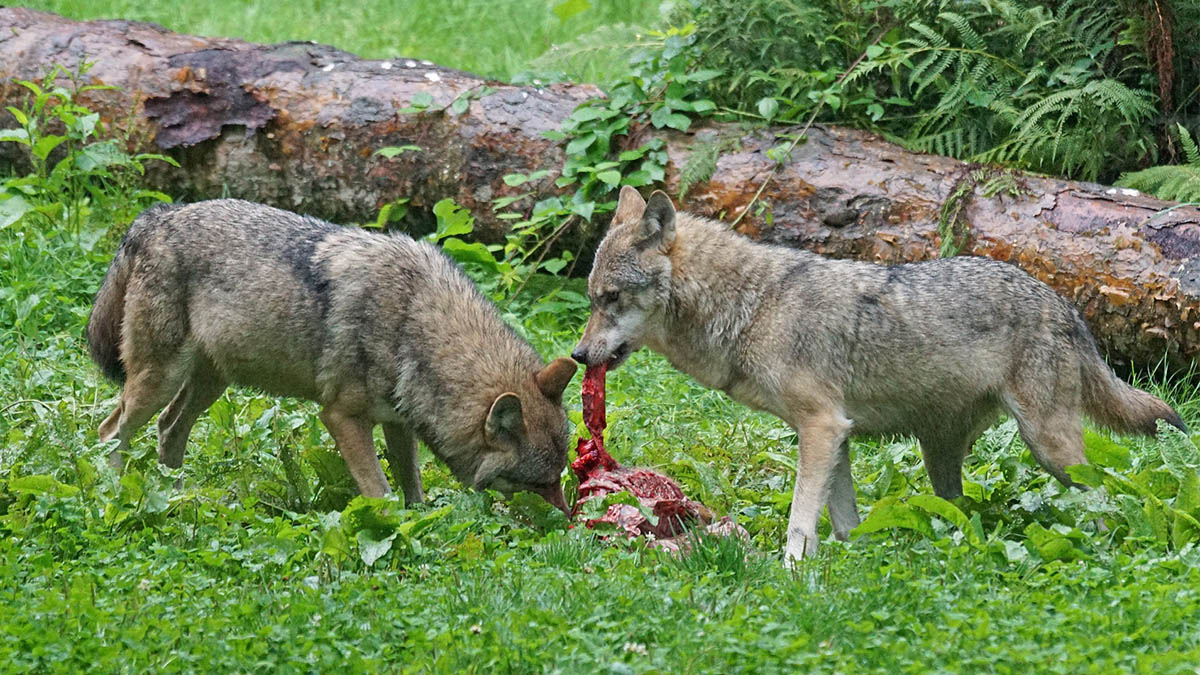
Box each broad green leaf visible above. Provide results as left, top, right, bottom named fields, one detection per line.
left=618, top=147, right=648, bottom=161
left=357, top=528, right=397, bottom=567
left=0, top=194, right=32, bottom=230
left=509, top=492, right=570, bottom=530
left=5, top=105, right=28, bottom=126
left=31, top=134, right=66, bottom=161
left=1157, top=420, right=1200, bottom=479
left=757, top=97, right=780, bottom=120
left=569, top=199, right=595, bottom=221
left=441, top=238, right=498, bottom=270
left=0, top=127, right=29, bottom=144
left=621, top=169, right=652, bottom=187
left=1024, top=522, right=1086, bottom=561
left=851, top=497, right=934, bottom=538
left=1176, top=469, right=1200, bottom=517
left=541, top=258, right=568, bottom=274
left=687, top=69, right=722, bottom=82
left=76, top=140, right=128, bottom=171
left=9, top=474, right=80, bottom=498
left=1065, top=463, right=1106, bottom=488
left=432, top=198, right=474, bottom=240
left=553, top=0, right=590, bottom=21
left=565, top=132, right=596, bottom=156
left=1083, top=430, right=1132, bottom=470
left=596, top=170, right=621, bottom=186
left=411, top=505, right=454, bottom=538
left=664, top=113, right=691, bottom=131
left=909, top=494, right=982, bottom=547
left=569, top=106, right=605, bottom=123
left=649, top=105, right=672, bottom=128
left=1119, top=494, right=1154, bottom=539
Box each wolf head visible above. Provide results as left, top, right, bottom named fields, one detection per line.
left=572, top=186, right=675, bottom=370
left=467, top=356, right=577, bottom=512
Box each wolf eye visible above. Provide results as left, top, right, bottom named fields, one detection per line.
left=598, top=290, right=619, bottom=306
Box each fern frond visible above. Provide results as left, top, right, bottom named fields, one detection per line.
left=678, top=137, right=724, bottom=200
left=1178, top=124, right=1200, bottom=166
left=939, top=12, right=985, bottom=51
left=1116, top=166, right=1200, bottom=202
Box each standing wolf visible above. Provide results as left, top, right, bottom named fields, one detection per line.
left=573, top=186, right=1184, bottom=562
left=88, top=200, right=577, bottom=511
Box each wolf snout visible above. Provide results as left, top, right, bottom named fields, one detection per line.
left=571, top=344, right=590, bottom=365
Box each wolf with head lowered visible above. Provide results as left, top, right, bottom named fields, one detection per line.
left=573, top=185, right=1184, bottom=562
left=88, top=199, right=577, bottom=511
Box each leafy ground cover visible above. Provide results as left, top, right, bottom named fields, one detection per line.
left=3, top=135, right=1200, bottom=673
left=4, top=1, right=1200, bottom=671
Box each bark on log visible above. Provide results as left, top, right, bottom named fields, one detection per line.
left=3, top=8, right=1200, bottom=371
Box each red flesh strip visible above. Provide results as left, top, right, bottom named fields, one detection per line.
left=571, top=363, right=735, bottom=541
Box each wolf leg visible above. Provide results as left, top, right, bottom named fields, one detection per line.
left=785, top=410, right=852, bottom=565
left=99, top=365, right=189, bottom=470
left=157, top=358, right=227, bottom=469
left=320, top=404, right=391, bottom=498
left=1010, top=409, right=1087, bottom=486
left=826, top=440, right=859, bottom=541
left=382, top=422, right=423, bottom=505
left=916, top=409, right=998, bottom=499
left=1004, top=386, right=1087, bottom=486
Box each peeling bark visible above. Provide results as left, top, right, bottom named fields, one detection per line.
left=3, top=8, right=1200, bottom=370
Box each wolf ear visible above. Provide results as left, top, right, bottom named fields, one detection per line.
left=535, top=357, right=578, bottom=400
left=640, top=190, right=676, bottom=251
left=612, top=185, right=646, bottom=227
left=485, top=392, right=524, bottom=441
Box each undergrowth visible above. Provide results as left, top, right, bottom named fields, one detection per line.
left=4, top=5, right=1200, bottom=672
left=534, top=0, right=1200, bottom=193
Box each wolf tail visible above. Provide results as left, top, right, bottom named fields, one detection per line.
left=1078, top=322, right=1185, bottom=435
left=86, top=213, right=158, bottom=385
left=87, top=242, right=134, bottom=384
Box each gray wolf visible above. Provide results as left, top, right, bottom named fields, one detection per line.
left=572, top=186, right=1184, bottom=561
left=88, top=199, right=577, bottom=511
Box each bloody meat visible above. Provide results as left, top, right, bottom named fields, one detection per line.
left=571, top=363, right=748, bottom=546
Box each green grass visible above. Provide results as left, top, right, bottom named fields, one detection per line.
left=4, top=3, right=1200, bottom=671
left=3, top=199, right=1200, bottom=670
left=20, top=0, right=660, bottom=82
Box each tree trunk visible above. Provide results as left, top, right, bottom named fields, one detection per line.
left=3, top=8, right=1199, bottom=371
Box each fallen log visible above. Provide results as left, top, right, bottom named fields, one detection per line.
left=2, top=8, right=1200, bottom=371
